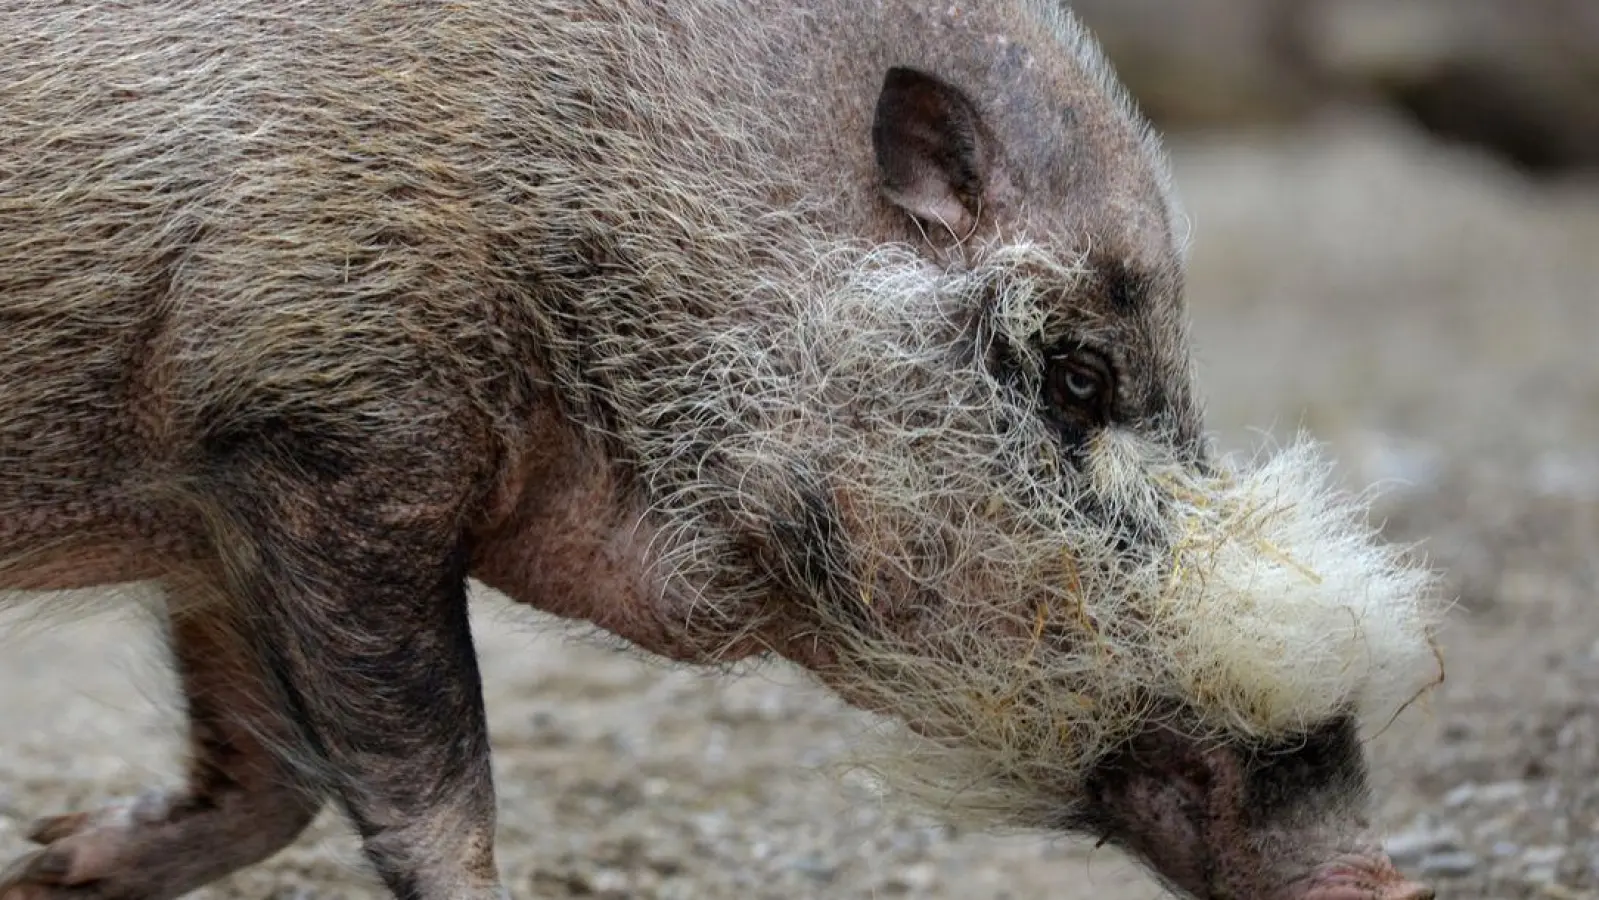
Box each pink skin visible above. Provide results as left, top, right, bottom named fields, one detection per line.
left=1293, top=857, right=1435, bottom=900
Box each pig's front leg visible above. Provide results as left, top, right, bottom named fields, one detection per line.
left=192, top=446, right=509, bottom=900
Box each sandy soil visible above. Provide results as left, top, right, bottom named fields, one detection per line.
left=3, top=108, right=1597, bottom=899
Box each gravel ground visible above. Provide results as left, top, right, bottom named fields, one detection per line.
left=3, top=108, right=1597, bottom=899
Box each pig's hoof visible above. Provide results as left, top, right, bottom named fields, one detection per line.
left=0, top=846, right=108, bottom=899
left=0, top=791, right=179, bottom=899
left=0, top=848, right=81, bottom=899
left=1, top=782, right=317, bottom=900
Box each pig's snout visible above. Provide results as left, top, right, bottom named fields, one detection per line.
left=1288, top=856, right=1435, bottom=900
left=1298, top=879, right=1434, bottom=900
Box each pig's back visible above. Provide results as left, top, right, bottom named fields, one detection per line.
left=0, top=0, right=1112, bottom=555
left=0, top=0, right=806, bottom=549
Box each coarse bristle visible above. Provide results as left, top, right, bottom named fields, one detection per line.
left=803, top=429, right=1445, bottom=828
left=1152, top=440, right=1445, bottom=739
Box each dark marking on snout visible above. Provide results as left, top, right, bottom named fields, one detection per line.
left=1242, top=715, right=1368, bottom=823
left=1068, top=711, right=1212, bottom=837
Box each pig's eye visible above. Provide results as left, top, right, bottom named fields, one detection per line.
left=1044, top=347, right=1112, bottom=424
left=1062, top=369, right=1101, bottom=401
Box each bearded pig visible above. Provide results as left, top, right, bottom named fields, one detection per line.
left=0, top=2, right=1443, bottom=898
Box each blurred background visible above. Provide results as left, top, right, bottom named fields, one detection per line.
left=2, top=4, right=1596, bottom=899
left=1076, top=0, right=1599, bottom=175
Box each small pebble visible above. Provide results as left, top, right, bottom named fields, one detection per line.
left=1525, top=868, right=1558, bottom=887
left=1443, top=780, right=1526, bottom=808
left=1525, top=846, right=1569, bottom=867
left=786, top=853, right=837, bottom=883
left=892, top=862, right=937, bottom=892
left=1385, top=827, right=1464, bottom=863
left=589, top=868, right=629, bottom=893
left=1419, top=850, right=1481, bottom=877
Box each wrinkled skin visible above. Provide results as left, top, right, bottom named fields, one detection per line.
left=1081, top=717, right=1433, bottom=900
left=0, top=1, right=1434, bottom=898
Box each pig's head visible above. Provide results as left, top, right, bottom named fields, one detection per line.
left=594, top=9, right=1445, bottom=899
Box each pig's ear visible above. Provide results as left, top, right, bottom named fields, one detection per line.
left=871, top=66, right=995, bottom=237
